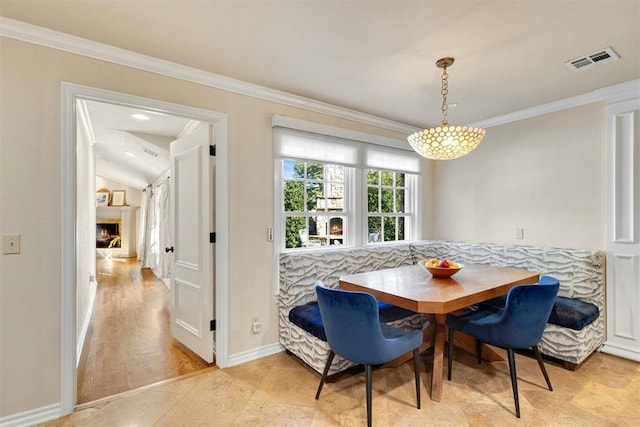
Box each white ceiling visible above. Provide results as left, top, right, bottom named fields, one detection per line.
left=83, top=100, right=195, bottom=189
left=3, top=1, right=639, bottom=187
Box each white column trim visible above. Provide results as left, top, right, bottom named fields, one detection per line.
left=603, top=96, right=640, bottom=361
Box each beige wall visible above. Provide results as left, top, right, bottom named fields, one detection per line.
left=0, top=37, right=408, bottom=416
left=433, top=103, right=607, bottom=249
left=0, top=35, right=609, bottom=419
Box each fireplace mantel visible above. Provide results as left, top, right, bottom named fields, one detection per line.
left=97, top=205, right=138, bottom=217
left=97, top=206, right=139, bottom=258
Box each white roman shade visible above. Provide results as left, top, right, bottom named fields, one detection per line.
left=273, top=115, right=421, bottom=174
left=274, top=128, right=360, bottom=166
left=364, top=144, right=421, bottom=174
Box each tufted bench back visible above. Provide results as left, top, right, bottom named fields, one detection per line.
left=279, top=243, right=414, bottom=310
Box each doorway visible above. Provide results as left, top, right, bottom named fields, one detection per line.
left=77, top=99, right=213, bottom=403
left=61, top=82, right=229, bottom=413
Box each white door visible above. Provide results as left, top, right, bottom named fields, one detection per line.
left=169, top=124, right=215, bottom=363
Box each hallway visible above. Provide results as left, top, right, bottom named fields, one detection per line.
left=76, top=257, right=212, bottom=404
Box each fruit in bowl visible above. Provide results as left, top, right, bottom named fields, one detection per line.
left=419, top=258, right=462, bottom=278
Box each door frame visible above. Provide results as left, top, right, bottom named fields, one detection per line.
left=60, top=82, right=229, bottom=414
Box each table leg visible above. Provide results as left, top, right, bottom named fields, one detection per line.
left=430, top=314, right=446, bottom=401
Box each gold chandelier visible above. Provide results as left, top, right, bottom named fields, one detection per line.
left=408, top=57, right=486, bottom=160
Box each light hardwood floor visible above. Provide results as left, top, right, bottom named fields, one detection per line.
left=76, top=257, right=212, bottom=404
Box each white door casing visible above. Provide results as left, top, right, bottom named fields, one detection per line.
left=170, top=124, right=215, bottom=363
left=61, top=82, right=229, bottom=416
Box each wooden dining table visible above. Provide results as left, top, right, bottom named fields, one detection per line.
left=339, top=263, right=539, bottom=401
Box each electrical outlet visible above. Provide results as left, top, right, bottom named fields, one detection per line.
left=252, top=318, right=262, bottom=334
left=267, top=227, right=274, bottom=242
left=3, top=234, right=20, bottom=254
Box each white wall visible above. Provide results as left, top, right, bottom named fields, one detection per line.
left=432, top=102, right=606, bottom=250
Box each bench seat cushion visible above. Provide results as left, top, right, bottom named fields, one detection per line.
left=289, top=301, right=327, bottom=341
left=289, top=300, right=417, bottom=342
left=548, top=296, right=599, bottom=331
left=476, top=295, right=599, bottom=331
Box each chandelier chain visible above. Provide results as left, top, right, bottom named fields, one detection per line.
left=441, top=67, right=449, bottom=126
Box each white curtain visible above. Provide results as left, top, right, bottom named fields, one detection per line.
left=137, top=185, right=152, bottom=264
left=138, top=177, right=171, bottom=279
left=154, top=180, right=171, bottom=279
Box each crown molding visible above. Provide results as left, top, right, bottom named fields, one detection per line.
left=2, top=17, right=638, bottom=134
left=596, top=79, right=640, bottom=105
left=0, top=17, right=415, bottom=134
left=470, top=79, right=640, bottom=129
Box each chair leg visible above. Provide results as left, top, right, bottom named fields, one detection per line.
left=413, top=348, right=421, bottom=409
left=447, top=328, right=454, bottom=381
left=476, top=339, right=483, bottom=365
left=532, top=345, right=553, bottom=391
left=365, top=364, right=373, bottom=427
left=506, top=348, right=521, bottom=418
left=315, top=350, right=335, bottom=400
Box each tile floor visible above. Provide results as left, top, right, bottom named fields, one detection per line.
left=42, top=349, right=639, bottom=426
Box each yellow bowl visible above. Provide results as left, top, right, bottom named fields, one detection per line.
left=418, top=260, right=463, bottom=278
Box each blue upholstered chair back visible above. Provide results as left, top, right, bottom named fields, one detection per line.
left=316, top=285, right=419, bottom=365
left=490, top=277, right=560, bottom=349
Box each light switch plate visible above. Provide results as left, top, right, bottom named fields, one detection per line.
left=3, top=234, right=20, bottom=254
left=515, top=228, right=524, bottom=240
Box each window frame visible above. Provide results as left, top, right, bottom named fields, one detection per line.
left=280, top=160, right=354, bottom=249
left=273, top=116, right=422, bottom=253
left=363, top=169, right=418, bottom=245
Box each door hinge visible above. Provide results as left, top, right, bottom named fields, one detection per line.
left=209, top=144, right=216, bottom=156
left=210, top=232, right=216, bottom=243
left=210, top=319, right=216, bottom=331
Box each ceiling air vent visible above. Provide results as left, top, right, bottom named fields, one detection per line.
left=143, top=147, right=160, bottom=158
left=565, top=47, right=620, bottom=71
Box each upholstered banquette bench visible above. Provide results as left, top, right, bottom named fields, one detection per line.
left=279, top=244, right=430, bottom=376
left=279, top=240, right=605, bottom=374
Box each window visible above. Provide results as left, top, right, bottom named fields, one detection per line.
left=283, top=160, right=347, bottom=248
left=367, top=169, right=409, bottom=243
left=274, top=116, right=421, bottom=251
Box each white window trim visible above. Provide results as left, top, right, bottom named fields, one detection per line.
left=272, top=116, right=422, bottom=293
left=361, top=172, right=420, bottom=246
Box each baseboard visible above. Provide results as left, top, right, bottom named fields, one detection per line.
left=600, top=344, right=640, bottom=362
left=0, top=404, right=61, bottom=427
left=226, top=342, right=284, bottom=367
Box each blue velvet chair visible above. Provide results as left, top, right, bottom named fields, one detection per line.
left=315, top=285, right=423, bottom=427
left=446, top=277, right=559, bottom=418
